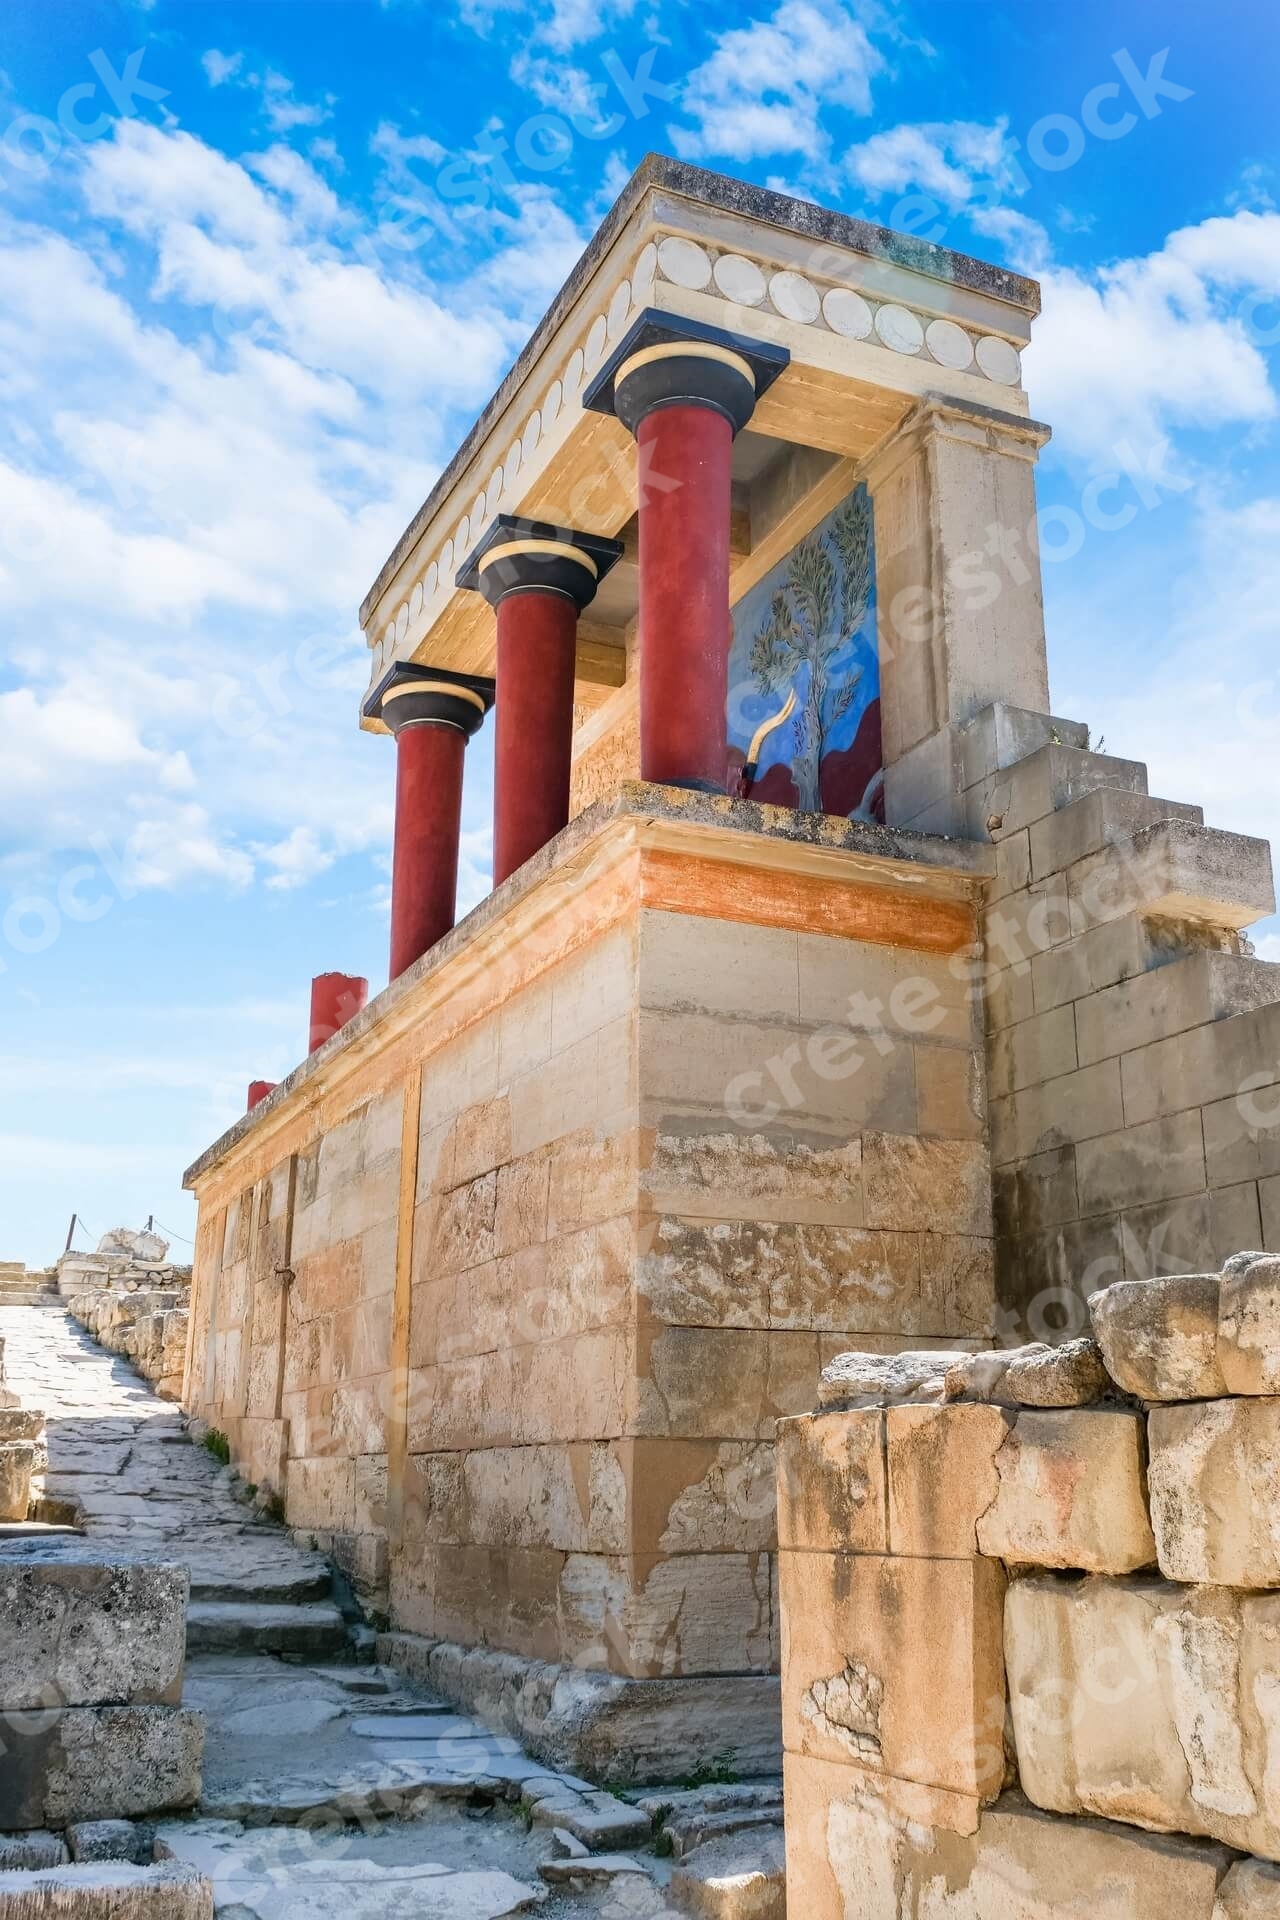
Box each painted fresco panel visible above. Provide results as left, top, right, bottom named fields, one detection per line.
left=727, top=482, right=883, bottom=820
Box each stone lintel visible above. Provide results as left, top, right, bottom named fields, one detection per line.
left=183, top=783, right=994, bottom=1194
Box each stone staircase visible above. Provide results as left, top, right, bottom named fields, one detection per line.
left=0, top=1265, right=58, bottom=1308
left=963, top=701, right=1280, bottom=1319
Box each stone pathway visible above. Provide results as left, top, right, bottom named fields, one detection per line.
left=0, top=1308, right=783, bottom=1918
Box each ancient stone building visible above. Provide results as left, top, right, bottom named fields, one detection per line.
left=180, top=156, right=1279, bottom=1780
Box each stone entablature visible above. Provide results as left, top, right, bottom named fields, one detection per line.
left=779, top=1252, right=1280, bottom=1914
left=357, top=155, right=1041, bottom=725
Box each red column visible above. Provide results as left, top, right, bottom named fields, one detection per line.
left=309, top=971, right=368, bottom=1053
left=455, top=515, right=623, bottom=887
left=582, top=316, right=788, bottom=793
left=247, top=1079, right=277, bottom=1111
left=391, top=721, right=465, bottom=976
left=636, top=403, right=734, bottom=792
left=370, top=665, right=494, bottom=982
left=493, top=590, right=578, bottom=887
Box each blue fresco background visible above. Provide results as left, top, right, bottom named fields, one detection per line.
left=727, top=483, right=884, bottom=820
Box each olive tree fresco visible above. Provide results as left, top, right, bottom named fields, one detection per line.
left=727, top=483, right=883, bottom=820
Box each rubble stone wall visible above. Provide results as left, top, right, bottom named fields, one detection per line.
left=779, top=1254, right=1280, bottom=1916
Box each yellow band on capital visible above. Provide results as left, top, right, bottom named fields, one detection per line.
left=382, top=680, right=488, bottom=714
left=616, top=340, right=757, bottom=389
left=478, top=539, right=598, bottom=578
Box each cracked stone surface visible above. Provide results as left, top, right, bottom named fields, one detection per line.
left=0, top=1308, right=721, bottom=1917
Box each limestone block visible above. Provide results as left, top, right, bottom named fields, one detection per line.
left=0, top=1561, right=188, bottom=1709
left=1216, top=1860, right=1280, bottom=1917
left=775, top=1410, right=887, bottom=1553
left=642, top=1127, right=865, bottom=1228
left=886, top=1403, right=1010, bottom=1557
left=1149, top=1398, right=1280, bottom=1586
left=1001, top=1339, right=1112, bottom=1406
left=0, top=1705, right=204, bottom=1828
left=977, top=1410, right=1157, bottom=1573
left=0, top=1838, right=69, bottom=1871
left=65, top=1823, right=146, bottom=1864
left=637, top=1326, right=820, bottom=1440
left=780, top=1550, right=1006, bottom=1798
left=1089, top=1274, right=1226, bottom=1400
left=861, top=1134, right=991, bottom=1236
left=561, top=1551, right=776, bottom=1677
left=0, top=1864, right=211, bottom=1920
left=0, top=1440, right=34, bottom=1521
left=1005, top=1573, right=1280, bottom=1858
left=669, top=1828, right=786, bottom=1919
left=818, top=1348, right=971, bottom=1408
left=1220, top=1255, right=1280, bottom=1395
left=941, top=1340, right=1110, bottom=1407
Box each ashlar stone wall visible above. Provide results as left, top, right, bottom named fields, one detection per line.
left=779, top=1251, right=1280, bottom=1917
left=964, top=702, right=1279, bottom=1329
left=184, top=797, right=994, bottom=1678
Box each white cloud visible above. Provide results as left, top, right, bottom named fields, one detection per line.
left=675, top=0, right=883, bottom=163
left=198, top=48, right=334, bottom=134
left=0, top=113, right=568, bottom=904
left=1026, top=212, right=1279, bottom=462
left=202, top=49, right=244, bottom=87
left=847, top=118, right=1010, bottom=210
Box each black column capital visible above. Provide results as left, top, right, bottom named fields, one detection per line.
left=583, top=308, right=789, bottom=438
left=455, top=514, right=624, bottom=612
left=363, top=662, right=494, bottom=737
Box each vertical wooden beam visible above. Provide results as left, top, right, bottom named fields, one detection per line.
left=385, top=1067, right=422, bottom=1549
left=272, top=1154, right=298, bottom=1425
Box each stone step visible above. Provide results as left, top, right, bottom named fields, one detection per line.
left=959, top=702, right=1090, bottom=788
left=1029, top=786, right=1203, bottom=882
left=184, top=1600, right=349, bottom=1660
left=186, top=1561, right=333, bottom=1606
left=0, top=1862, right=211, bottom=1920
left=1074, top=948, right=1280, bottom=1069
left=669, top=1827, right=787, bottom=1919
left=1063, top=819, right=1276, bottom=935
left=968, top=741, right=1150, bottom=839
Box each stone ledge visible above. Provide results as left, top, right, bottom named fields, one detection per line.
left=0, top=1863, right=211, bottom=1920
left=376, top=1631, right=782, bottom=1788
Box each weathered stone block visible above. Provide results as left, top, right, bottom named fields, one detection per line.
left=977, top=1410, right=1156, bottom=1573
left=1005, top=1573, right=1280, bottom=1858
left=818, top=1348, right=969, bottom=1408
left=785, top=1757, right=1234, bottom=1916
left=781, top=1550, right=1006, bottom=1798
left=886, top=1402, right=1010, bottom=1558
left=1216, top=1859, right=1280, bottom=1916
left=1090, top=1273, right=1226, bottom=1400
left=0, top=1561, right=187, bottom=1709
left=0, top=1706, right=203, bottom=1828
left=1149, top=1397, right=1280, bottom=1586
left=776, top=1410, right=886, bottom=1553
left=0, top=1441, right=34, bottom=1521
left=65, top=1823, right=146, bottom=1865
left=1219, top=1256, right=1280, bottom=1395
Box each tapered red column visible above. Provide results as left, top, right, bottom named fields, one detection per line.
left=635, top=403, right=734, bottom=791
left=457, top=515, right=623, bottom=887
left=366, top=663, right=494, bottom=980
left=584, top=311, right=789, bottom=793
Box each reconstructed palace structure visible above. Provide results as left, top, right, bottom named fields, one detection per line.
left=180, top=157, right=1280, bottom=1833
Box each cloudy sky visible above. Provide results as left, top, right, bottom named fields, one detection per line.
left=0, top=0, right=1277, bottom=1263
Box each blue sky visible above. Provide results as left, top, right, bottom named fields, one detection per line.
left=1, top=0, right=1277, bottom=1264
